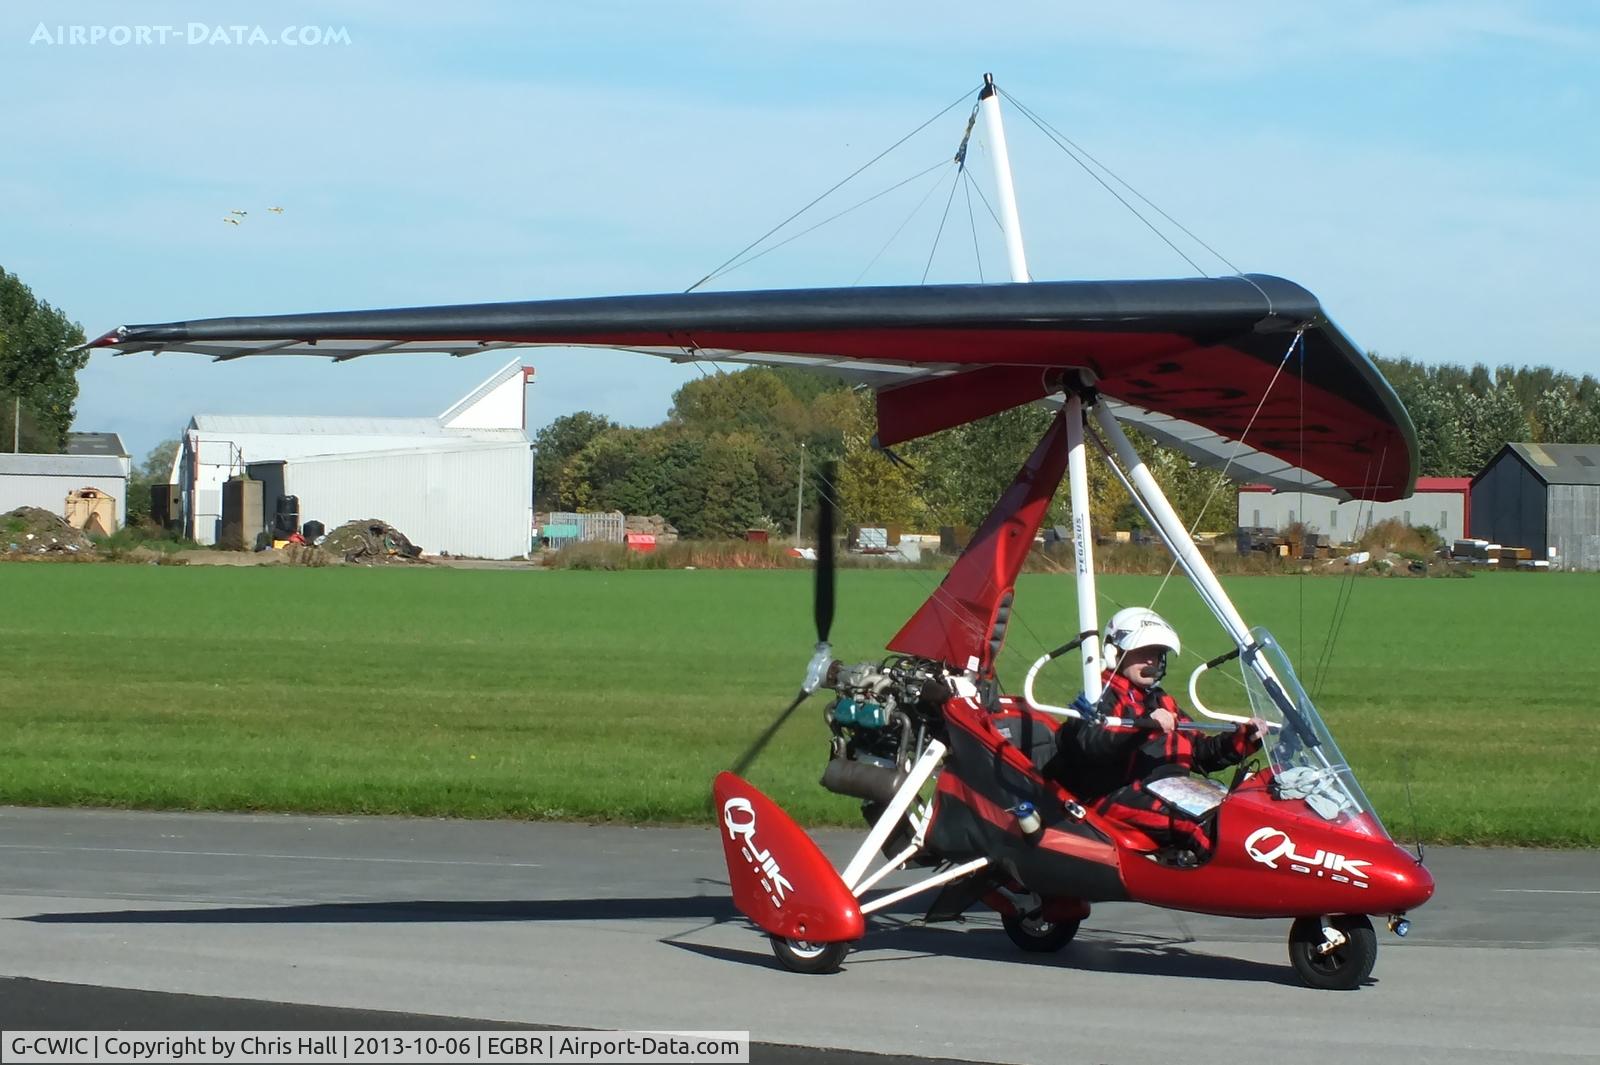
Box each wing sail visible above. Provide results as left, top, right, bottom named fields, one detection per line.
left=91, top=274, right=1417, bottom=500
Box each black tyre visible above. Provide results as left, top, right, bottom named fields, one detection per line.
left=771, top=937, right=849, bottom=974
left=1288, top=915, right=1377, bottom=990
left=1002, top=911, right=1081, bottom=953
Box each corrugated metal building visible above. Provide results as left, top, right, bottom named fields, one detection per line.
left=1236, top=477, right=1471, bottom=543
left=0, top=433, right=131, bottom=526
left=175, top=360, right=534, bottom=557
left=1470, top=443, right=1600, bottom=571
left=250, top=443, right=532, bottom=559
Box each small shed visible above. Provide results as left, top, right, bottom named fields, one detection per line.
left=1471, top=443, right=1600, bottom=571
left=0, top=448, right=131, bottom=528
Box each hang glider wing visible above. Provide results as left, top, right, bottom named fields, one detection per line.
left=89, top=274, right=1416, bottom=500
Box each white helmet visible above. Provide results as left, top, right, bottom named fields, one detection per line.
left=1102, top=607, right=1180, bottom=672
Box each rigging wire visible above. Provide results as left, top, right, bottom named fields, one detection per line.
left=686, top=86, right=978, bottom=293
left=1310, top=447, right=1386, bottom=700
left=829, top=411, right=1255, bottom=709
left=961, top=169, right=985, bottom=283
left=853, top=163, right=965, bottom=286
left=1085, top=426, right=1252, bottom=694
left=997, top=87, right=1245, bottom=278
left=1312, top=467, right=1376, bottom=696
left=1146, top=329, right=1305, bottom=614
left=1298, top=333, right=1306, bottom=667
left=731, top=83, right=1324, bottom=710
left=921, top=164, right=966, bottom=284
left=962, top=157, right=1007, bottom=234
left=701, top=160, right=952, bottom=285
left=995, top=89, right=1209, bottom=277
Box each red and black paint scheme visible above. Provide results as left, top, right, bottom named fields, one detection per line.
left=92, top=271, right=1431, bottom=986
left=701, top=385, right=1429, bottom=984
left=924, top=698, right=1125, bottom=904
left=90, top=274, right=1417, bottom=500
left=913, top=692, right=1432, bottom=918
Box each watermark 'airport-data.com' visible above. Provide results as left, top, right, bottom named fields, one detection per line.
left=30, top=23, right=351, bottom=47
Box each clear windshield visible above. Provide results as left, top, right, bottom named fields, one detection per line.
left=1237, top=628, right=1387, bottom=839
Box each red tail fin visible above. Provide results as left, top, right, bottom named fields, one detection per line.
left=713, top=772, right=864, bottom=943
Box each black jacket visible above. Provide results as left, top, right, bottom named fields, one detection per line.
left=1051, top=671, right=1255, bottom=803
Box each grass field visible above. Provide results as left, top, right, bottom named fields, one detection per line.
left=1, top=562, right=1595, bottom=845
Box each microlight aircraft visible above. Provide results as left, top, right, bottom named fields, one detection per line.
left=91, top=76, right=1433, bottom=989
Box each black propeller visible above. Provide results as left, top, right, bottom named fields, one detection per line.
left=812, top=460, right=836, bottom=645
left=730, top=461, right=837, bottom=777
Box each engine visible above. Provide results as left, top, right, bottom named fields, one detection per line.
left=818, top=655, right=950, bottom=805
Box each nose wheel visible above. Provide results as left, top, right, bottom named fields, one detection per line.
left=1288, top=914, right=1376, bottom=990
left=771, top=936, right=849, bottom=974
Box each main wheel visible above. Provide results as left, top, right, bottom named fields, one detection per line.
left=1288, top=915, right=1377, bottom=990
left=1002, top=911, right=1081, bottom=953
left=771, top=936, right=849, bottom=974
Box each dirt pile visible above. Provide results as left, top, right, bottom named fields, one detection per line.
left=624, top=513, right=679, bottom=544
left=2, top=507, right=96, bottom=556
left=321, top=520, right=426, bottom=564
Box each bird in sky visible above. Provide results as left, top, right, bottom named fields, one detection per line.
left=229, top=209, right=248, bottom=217
left=267, top=206, right=284, bottom=214
left=222, top=217, right=240, bottom=225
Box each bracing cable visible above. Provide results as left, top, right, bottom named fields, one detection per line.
left=962, top=159, right=1006, bottom=233
left=1147, top=329, right=1305, bottom=614
left=853, top=163, right=964, bottom=286
left=961, top=169, right=985, bottom=283
left=998, top=87, right=1244, bottom=278
left=703, top=159, right=952, bottom=285
left=1310, top=446, right=1386, bottom=700
left=996, top=89, right=1209, bottom=277
left=686, top=86, right=978, bottom=292
left=921, top=164, right=966, bottom=284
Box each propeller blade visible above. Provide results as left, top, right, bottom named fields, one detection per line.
left=814, top=460, right=837, bottom=644
left=729, top=460, right=840, bottom=778
left=730, top=689, right=810, bottom=778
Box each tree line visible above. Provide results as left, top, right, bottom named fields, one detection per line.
left=541, top=356, right=1600, bottom=540
left=1, top=267, right=87, bottom=452
left=4, top=262, right=1593, bottom=535
left=535, top=368, right=1227, bottom=539
left=1374, top=355, right=1600, bottom=476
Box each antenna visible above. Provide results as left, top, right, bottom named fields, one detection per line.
left=1402, top=753, right=1425, bottom=863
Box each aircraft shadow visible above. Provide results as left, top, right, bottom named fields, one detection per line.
left=20, top=896, right=743, bottom=926
left=20, top=898, right=1310, bottom=986
left=669, top=924, right=1301, bottom=986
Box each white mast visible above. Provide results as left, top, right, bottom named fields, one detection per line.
left=981, top=74, right=1102, bottom=699
left=977, top=73, right=1030, bottom=283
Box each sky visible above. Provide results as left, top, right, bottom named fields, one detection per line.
left=3, top=1, right=1596, bottom=463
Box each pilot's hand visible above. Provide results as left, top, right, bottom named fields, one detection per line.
left=1150, top=708, right=1178, bottom=734
left=1246, top=716, right=1271, bottom=743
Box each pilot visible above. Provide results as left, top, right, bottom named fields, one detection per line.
left=1059, top=607, right=1269, bottom=865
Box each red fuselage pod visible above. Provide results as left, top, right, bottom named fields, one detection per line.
left=713, top=772, right=865, bottom=943
left=1117, top=785, right=1435, bottom=918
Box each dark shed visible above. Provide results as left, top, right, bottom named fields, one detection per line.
left=1470, top=443, right=1600, bottom=570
